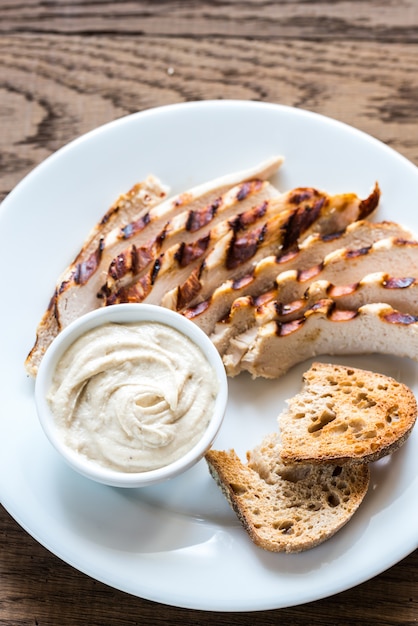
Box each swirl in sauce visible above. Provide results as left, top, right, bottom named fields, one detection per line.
left=47, top=322, right=218, bottom=472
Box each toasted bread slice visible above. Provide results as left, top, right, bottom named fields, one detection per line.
left=205, top=433, right=370, bottom=553
left=279, top=362, right=417, bottom=465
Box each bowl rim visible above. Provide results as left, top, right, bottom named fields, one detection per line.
left=34, top=303, right=228, bottom=488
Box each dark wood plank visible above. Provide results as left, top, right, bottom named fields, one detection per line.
left=1, top=505, right=417, bottom=625
left=1, top=33, right=417, bottom=202
left=1, top=0, right=418, bottom=41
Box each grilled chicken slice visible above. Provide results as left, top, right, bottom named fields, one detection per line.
left=216, top=236, right=418, bottom=361
left=25, top=175, right=168, bottom=376
left=220, top=271, right=418, bottom=369
left=73, top=176, right=169, bottom=266
left=54, top=156, right=284, bottom=330
left=226, top=300, right=418, bottom=379
left=100, top=179, right=281, bottom=299
left=275, top=237, right=418, bottom=305
left=161, top=184, right=381, bottom=312
left=267, top=272, right=418, bottom=323
left=184, top=218, right=407, bottom=337
left=302, top=273, right=418, bottom=316
left=105, top=193, right=292, bottom=306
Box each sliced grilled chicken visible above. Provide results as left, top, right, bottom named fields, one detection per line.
left=270, top=272, right=418, bottom=322
left=184, top=218, right=407, bottom=337
left=226, top=300, right=418, bottom=379
left=275, top=237, right=418, bottom=305
left=214, top=236, right=418, bottom=359
left=27, top=157, right=284, bottom=376
left=25, top=175, right=168, bottom=376
left=100, top=179, right=281, bottom=299
left=161, top=184, right=380, bottom=312
left=74, top=175, right=170, bottom=266
left=219, top=271, right=418, bottom=368
left=54, top=156, right=284, bottom=330
left=105, top=193, right=292, bottom=306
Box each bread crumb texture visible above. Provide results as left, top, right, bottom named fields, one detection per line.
left=279, top=362, right=417, bottom=465
left=205, top=434, right=370, bottom=553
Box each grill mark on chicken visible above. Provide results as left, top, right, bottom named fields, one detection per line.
left=105, top=226, right=168, bottom=284
left=174, top=235, right=211, bottom=268
left=297, top=263, right=324, bottom=283
left=226, top=223, right=268, bottom=270
left=327, top=307, right=359, bottom=321
left=73, top=239, right=105, bottom=285
left=327, top=283, right=359, bottom=298
left=384, top=276, right=415, bottom=288
left=229, top=199, right=269, bottom=231
left=171, top=271, right=202, bottom=311
left=280, top=196, right=326, bottom=251
left=185, top=299, right=210, bottom=318
left=151, top=257, right=162, bottom=285
left=384, top=311, right=418, bottom=324
left=358, top=183, right=381, bottom=220
left=237, top=180, right=255, bottom=201
left=275, top=248, right=300, bottom=263
left=345, top=245, right=371, bottom=259
left=275, top=317, right=305, bottom=337
left=288, top=188, right=332, bottom=205
left=185, top=197, right=221, bottom=232
left=173, top=192, right=193, bottom=208
left=120, top=212, right=151, bottom=239
left=232, top=273, right=256, bottom=291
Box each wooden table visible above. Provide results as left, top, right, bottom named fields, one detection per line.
left=1, top=2, right=417, bottom=623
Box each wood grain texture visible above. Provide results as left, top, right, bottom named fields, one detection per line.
left=1, top=1, right=417, bottom=624
left=1, top=505, right=417, bottom=625
left=1, top=0, right=417, bottom=40
left=1, top=32, right=417, bottom=202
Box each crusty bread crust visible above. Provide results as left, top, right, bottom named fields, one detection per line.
left=206, top=362, right=416, bottom=552
left=279, top=362, right=417, bottom=465
left=206, top=434, right=370, bottom=553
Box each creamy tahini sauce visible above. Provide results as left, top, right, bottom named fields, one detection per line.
left=47, top=322, right=218, bottom=472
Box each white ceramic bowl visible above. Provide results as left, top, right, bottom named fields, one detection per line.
left=35, top=303, right=228, bottom=488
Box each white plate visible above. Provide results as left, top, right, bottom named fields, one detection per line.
left=1, top=101, right=417, bottom=612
